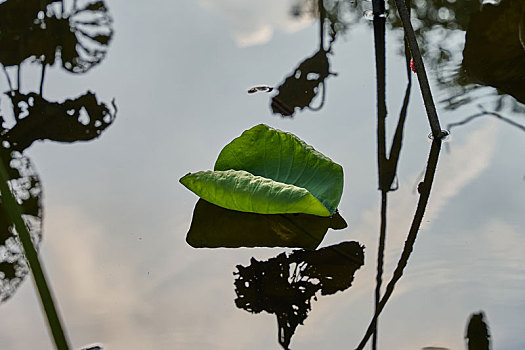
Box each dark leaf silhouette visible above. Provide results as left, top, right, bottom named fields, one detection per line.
left=271, top=49, right=333, bottom=117
left=462, top=0, right=525, bottom=104
left=466, top=312, right=490, bottom=350
left=186, top=199, right=347, bottom=249
left=3, top=91, right=116, bottom=151
left=0, top=0, right=113, bottom=72
left=289, top=241, right=364, bottom=295
left=0, top=0, right=54, bottom=67
left=271, top=0, right=345, bottom=117
left=234, top=241, right=364, bottom=349
left=0, top=148, right=42, bottom=302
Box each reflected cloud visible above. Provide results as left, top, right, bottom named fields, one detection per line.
left=198, top=0, right=314, bottom=47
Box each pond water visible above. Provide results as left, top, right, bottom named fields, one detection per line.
left=0, top=0, right=524, bottom=349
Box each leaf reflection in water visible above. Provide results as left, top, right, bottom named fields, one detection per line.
left=0, top=0, right=113, bottom=73
left=462, top=0, right=525, bottom=105
left=3, top=91, right=116, bottom=151
left=234, top=241, right=364, bottom=350
left=186, top=199, right=347, bottom=250
left=466, top=312, right=490, bottom=350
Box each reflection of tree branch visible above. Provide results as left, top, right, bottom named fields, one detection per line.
left=372, top=2, right=415, bottom=347
left=17, top=65, right=21, bottom=92
left=355, top=139, right=442, bottom=350
left=39, top=63, right=46, bottom=96
left=447, top=106, right=525, bottom=134
left=371, top=0, right=386, bottom=347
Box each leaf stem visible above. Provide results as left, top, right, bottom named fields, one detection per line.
left=393, top=0, right=445, bottom=139
left=0, top=153, right=70, bottom=350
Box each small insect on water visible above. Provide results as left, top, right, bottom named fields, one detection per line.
left=247, top=85, right=274, bottom=94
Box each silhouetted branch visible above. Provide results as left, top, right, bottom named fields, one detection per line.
left=393, top=0, right=445, bottom=139
left=16, top=65, right=20, bottom=91
left=355, top=139, right=442, bottom=350
left=39, top=63, right=46, bottom=96
left=447, top=107, right=525, bottom=133
left=371, top=0, right=387, bottom=347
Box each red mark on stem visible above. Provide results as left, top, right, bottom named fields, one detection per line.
left=410, top=58, right=416, bottom=73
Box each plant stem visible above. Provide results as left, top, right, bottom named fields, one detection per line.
left=354, top=139, right=442, bottom=350
left=371, top=0, right=387, bottom=344
left=393, top=0, right=445, bottom=139
left=0, top=154, right=70, bottom=350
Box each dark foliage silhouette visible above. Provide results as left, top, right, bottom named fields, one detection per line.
left=0, top=0, right=112, bottom=73
left=466, top=312, right=491, bottom=350
left=0, top=149, right=42, bottom=302
left=3, top=91, right=116, bottom=151
left=461, top=0, right=525, bottom=104
left=0, top=3, right=115, bottom=346
left=234, top=241, right=364, bottom=349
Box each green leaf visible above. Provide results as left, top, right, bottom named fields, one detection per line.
left=180, top=170, right=331, bottom=216
left=214, top=124, right=343, bottom=215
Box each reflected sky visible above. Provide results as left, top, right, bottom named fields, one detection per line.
left=0, top=0, right=524, bottom=349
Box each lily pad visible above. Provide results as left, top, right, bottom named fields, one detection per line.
left=214, top=124, right=343, bottom=215
left=180, top=169, right=332, bottom=216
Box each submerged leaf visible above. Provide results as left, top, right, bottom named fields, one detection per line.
left=186, top=199, right=347, bottom=249
left=180, top=170, right=330, bottom=216
left=214, top=124, right=343, bottom=215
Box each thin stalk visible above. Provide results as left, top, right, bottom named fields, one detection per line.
left=0, top=155, right=70, bottom=350
left=373, top=191, right=387, bottom=349
left=371, top=1, right=386, bottom=347
left=2, top=65, right=13, bottom=92
left=393, top=0, right=445, bottom=139
left=17, top=64, right=21, bottom=92
left=355, top=139, right=442, bottom=350
left=39, top=63, right=46, bottom=96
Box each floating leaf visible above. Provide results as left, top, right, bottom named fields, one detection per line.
left=180, top=170, right=330, bottom=216
left=186, top=199, right=347, bottom=249
left=214, top=124, right=343, bottom=215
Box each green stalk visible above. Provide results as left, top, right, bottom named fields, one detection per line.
left=0, top=157, right=70, bottom=350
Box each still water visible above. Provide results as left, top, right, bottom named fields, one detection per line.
left=0, top=0, right=523, bottom=349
